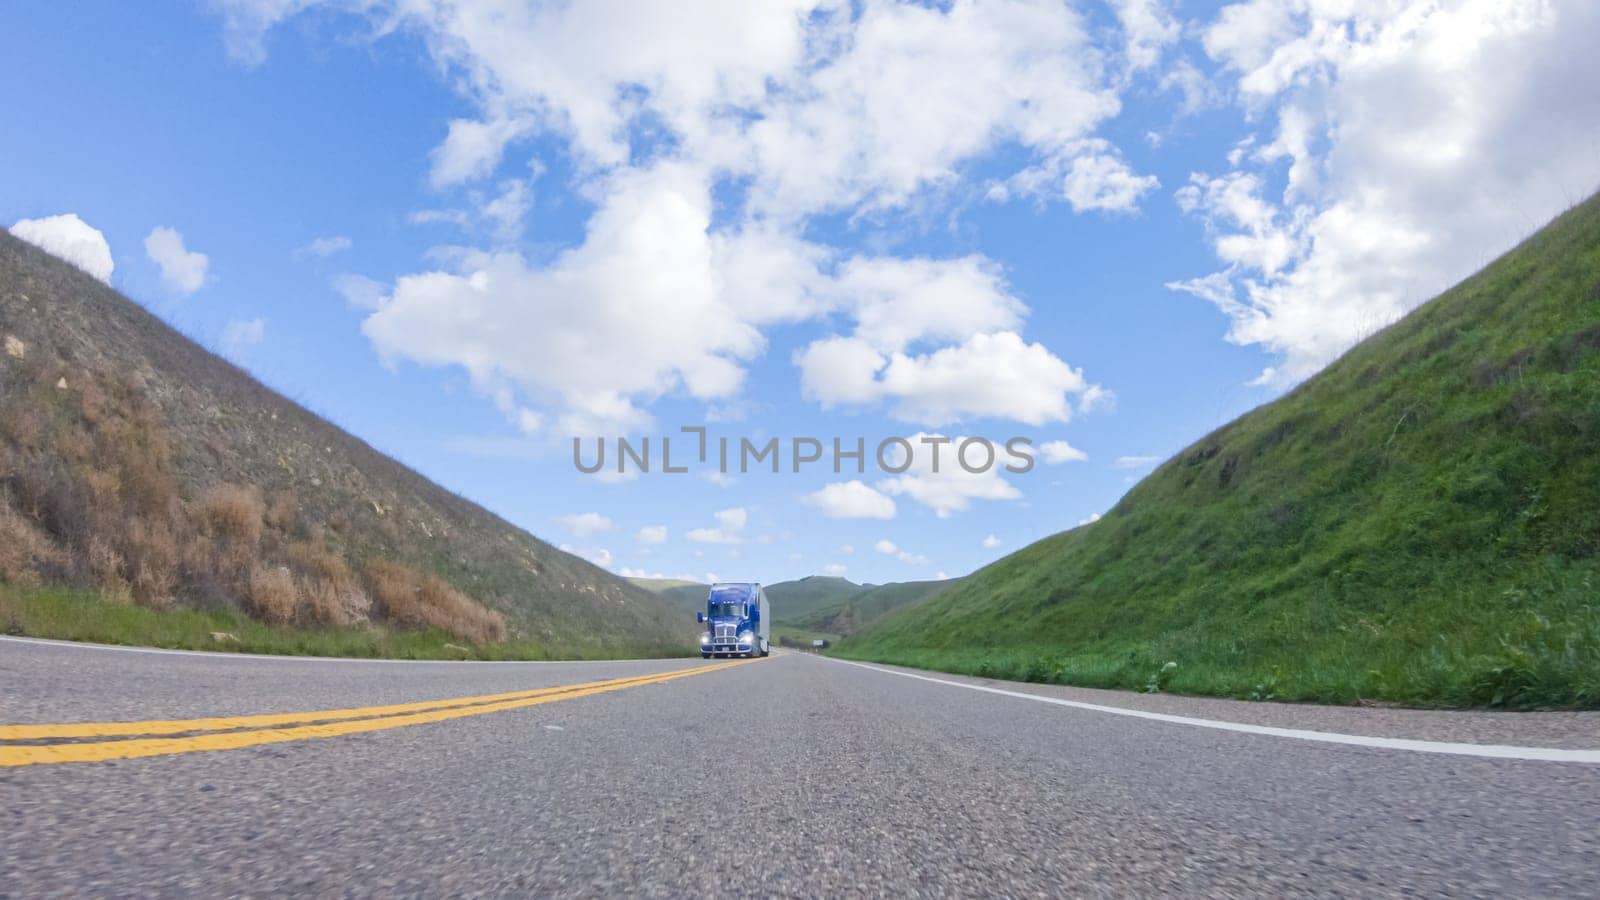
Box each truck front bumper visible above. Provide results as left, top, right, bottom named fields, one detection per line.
left=703, top=642, right=754, bottom=656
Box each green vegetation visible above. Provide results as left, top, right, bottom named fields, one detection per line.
left=765, top=576, right=867, bottom=622
left=772, top=622, right=840, bottom=647
left=0, top=582, right=691, bottom=660
left=840, top=194, right=1600, bottom=709
left=791, top=578, right=955, bottom=636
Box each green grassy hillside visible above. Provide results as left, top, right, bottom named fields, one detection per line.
left=766, top=576, right=868, bottom=623
left=841, top=195, right=1600, bottom=708
left=793, top=578, right=955, bottom=636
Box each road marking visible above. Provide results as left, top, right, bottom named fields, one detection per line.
left=0, top=634, right=671, bottom=665
left=0, top=659, right=757, bottom=767
left=820, top=657, right=1600, bottom=765
left=0, top=670, right=699, bottom=740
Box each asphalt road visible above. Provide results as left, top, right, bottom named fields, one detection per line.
left=3, top=637, right=1598, bottom=897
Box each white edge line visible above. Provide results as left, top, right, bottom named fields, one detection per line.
left=0, top=635, right=689, bottom=666
left=818, top=655, right=1600, bottom=765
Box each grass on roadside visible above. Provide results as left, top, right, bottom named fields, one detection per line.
left=836, top=193, right=1600, bottom=711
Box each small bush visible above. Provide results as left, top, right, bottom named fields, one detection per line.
left=0, top=496, right=65, bottom=585
left=122, top=520, right=179, bottom=607
left=248, top=565, right=297, bottom=625
left=265, top=489, right=297, bottom=531
left=364, top=557, right=505, bottom=644
left=199, top=484, right=264, bottom=574
left=285, top=541, right=370, bottom=627
left=86, top=536, right=125, bottom=590
left=199, top=484, right=265, bottom=543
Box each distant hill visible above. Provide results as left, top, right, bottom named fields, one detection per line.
left=631, top=579, right=711, bottom=619
left=792, top=578, right=955, bottom=636
left=628, top=577, right=703, bottom=592
left=0, top=231, right=687, bottom=657
left=843, top=194, right=1600, bottom=708
left=765, top=576, right=868, bottom=624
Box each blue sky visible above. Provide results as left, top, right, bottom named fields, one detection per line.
left=6, top=0, right=1598, bottom=585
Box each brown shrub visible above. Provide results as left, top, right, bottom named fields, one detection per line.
left=284, top=541, right=371, bottom=627
left=286, top=540, right=347, bottom=582
left=121, top=455, right=178, bottom=519
left=56, top=426, right=93, bottom=462
left=364, top=557, right=505, bottom=644
left=122, top=520, right=179, bottom=607
left=2, top=407, right=42, bottom=451
left=0, top=496, right=66, bottom=585
left=86, top=535, right=126, bottom=589
left=265, top=489, right=297, bottom=531
left=199, top=484, right=265, bottom=542
left=80, top=466, right=121, bottom=508
left=297, top=575, right=343, bottom=627
left=248, top=565, right=297, bottom=625
left=199, top=484, right=264, bottom=574
left=76, top=379, right=111, bottom=426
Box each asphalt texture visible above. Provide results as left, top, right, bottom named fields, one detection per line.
left=3, top=637, right=1598, bottom=897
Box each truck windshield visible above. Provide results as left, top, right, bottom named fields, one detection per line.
left=708, top=602, right=747, bottom=618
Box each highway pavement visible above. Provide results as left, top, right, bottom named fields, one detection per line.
left=2, top=636, right=1598, bottom=897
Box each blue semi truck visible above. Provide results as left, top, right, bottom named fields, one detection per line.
left=697, top=582, right=771, bottom=658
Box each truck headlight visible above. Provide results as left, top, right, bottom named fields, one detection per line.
left=739, top=630, right=754, bottom=644
left=699, top=633, right=710, bottom=644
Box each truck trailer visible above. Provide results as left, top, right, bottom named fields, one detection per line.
left=697, top=582, right=770, bottom=658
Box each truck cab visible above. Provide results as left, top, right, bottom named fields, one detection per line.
left=697, top=582, right=770, bottom=658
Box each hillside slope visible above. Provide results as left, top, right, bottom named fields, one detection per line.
left=793, top=578, right=955, bottom=636
left=843, top=195, right=1600, bottom=708
left=766, top=576, right=868, bottom=623
left=0, top=232, right=687, bottom=657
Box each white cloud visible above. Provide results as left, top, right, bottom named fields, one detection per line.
left=1114, top=455, right=1161, bottom=469
left=558, top=543, right=615, bottom=569
left=332, top=273, right=387, bottom=310
left=874, top=537, right=929, bottom=566
left=1111, top=0, right=1181, bottom=72
left=802, top=481, right=897, bottom=520
left=687, top=506, right=748, bottom=544
left=220, top=317, right=265, bottom=356
left=431, top=117, right=531, bottom=189
left=1077, top=511, right=1102, bottom=526
left=793, top=256, right=1104, bottom=425
left=875, top=432, right=1023, bottom=518
left=981, top=533, right=1001, bottom=549
left=144, top=226, right=209, bottom=294
left=363, top=165, right=791, bottom=432
left=9, top=214, right=113, bottom=284
left=991, top=139, right=1159, bottom=211
left=557, top=512, right=618, bottom=537
left=821, top=563, right=848, bottom=577
left=302, top=235, right=351, bottom=257
left=1039, top=439, right=1088, bottom=464
left=635, top=525, right=669, bottom=545
left=839, top=544, right=854, bottom=555
left=801, top=331, right=1099, bottom=426
left=224, top=0, right=1137, bottom=431
left=1175, top=0, right=1600, bottom=385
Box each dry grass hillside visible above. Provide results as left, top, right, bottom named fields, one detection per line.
left=0, top=231, right=687, bottom=657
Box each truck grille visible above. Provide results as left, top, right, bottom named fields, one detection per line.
left=714, top=623, right=737, bottom=641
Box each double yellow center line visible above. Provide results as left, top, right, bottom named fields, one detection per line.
left=1, top=658, right=756, bottom=767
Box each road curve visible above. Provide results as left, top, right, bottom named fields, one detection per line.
left=2, top=637, right=1597, bottom=896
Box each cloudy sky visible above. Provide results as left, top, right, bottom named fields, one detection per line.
left=6, top=0, right=1599, bottom=584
